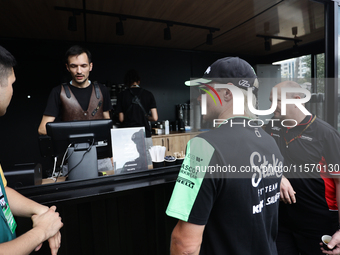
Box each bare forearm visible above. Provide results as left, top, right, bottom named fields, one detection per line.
left=0, top=227, right=46, bottom=255
left=119, top=112, right=124, bottom=122
left=170, top=239, right=200, bottom=255
left=5, top=187, right=48, bottom=217
left=38, top=116, right=55, bottom=135
left=103, top=111, right=110, bottom=119
left=170, top=220, right=203, bottom=255
left=149, top=108, right=158, bottom=121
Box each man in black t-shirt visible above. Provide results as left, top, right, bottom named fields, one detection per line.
left=38, top=45, right=112, bottom=135
left=116, top=70, right=157, bottom=166
left=115, top=69, right=157, bottom=138
left=265, top=81, right=340, bottom=255
left=166, top=57, right=283, bottom=255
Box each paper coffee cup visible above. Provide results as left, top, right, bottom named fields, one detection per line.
left=322, top=235, right=335, bottom=251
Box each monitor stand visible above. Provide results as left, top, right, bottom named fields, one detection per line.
left=67, top=142, right=98, bottom=181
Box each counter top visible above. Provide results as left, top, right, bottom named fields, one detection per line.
left=15, top=165, right=180, bottom=205
left=151, top=130, right=203, bottom=138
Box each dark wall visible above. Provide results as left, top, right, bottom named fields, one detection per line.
left=0, top=39, right=227, bottom=173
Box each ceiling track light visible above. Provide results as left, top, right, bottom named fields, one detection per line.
left=68, top=13, right=77, bottom=32
left=292, top=26, right=298, bottom=37
left=116, top=17, right=124, bottom=36
left=256, top=33, right=302, bottom=52
left=55, top=6, right=220, bottom=42
left=292, top=41, right=299, bottom=56
left=291, top=26, right=300, bottom=56
left=206, top=30, right=213, bottom=45
left=264, top=37, right=271, bottom=51
left=164, top=24, right=172, bottom=40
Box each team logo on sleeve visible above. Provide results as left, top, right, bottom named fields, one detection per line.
left=176, top=176, right=195, bottom=189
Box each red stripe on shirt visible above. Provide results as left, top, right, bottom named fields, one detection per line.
left=319, top=156, right=338, bottom=210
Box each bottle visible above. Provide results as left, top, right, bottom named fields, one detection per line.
left=164, top=120, right=170, bottom=135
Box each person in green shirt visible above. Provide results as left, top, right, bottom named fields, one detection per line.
left=0, top=45, right=63, bottom=255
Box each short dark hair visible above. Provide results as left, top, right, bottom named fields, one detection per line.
left=124, top=69, right=140, bottom=87
left=65, top=45, right=92, bottom=64
left=0, top=45, right=16, bottom=87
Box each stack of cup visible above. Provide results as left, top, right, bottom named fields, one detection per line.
left=149, top=146, right=166, bottom=168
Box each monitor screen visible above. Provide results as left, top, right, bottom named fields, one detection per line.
left=46, top=119, right=113, bottom=159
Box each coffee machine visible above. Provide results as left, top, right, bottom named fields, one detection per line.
left=176, top=102, right=202, bottom=132
left=176, top=104, right=190, bottom=131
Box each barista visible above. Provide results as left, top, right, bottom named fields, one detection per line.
left=38, top=45, right=112, bottom=135
left=116, top=69, right=158, bottom=138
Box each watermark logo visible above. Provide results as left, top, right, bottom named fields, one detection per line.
left=213, top=118, right=299, bottom=128
left=199, top=84, right=222, bottom=107
left=200, top=84, right=311, bottom=118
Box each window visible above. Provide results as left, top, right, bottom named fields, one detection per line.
left=273, top=54, right=326, bottom=121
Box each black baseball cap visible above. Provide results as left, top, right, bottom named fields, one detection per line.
left=185, top=57, right=258, bottom=94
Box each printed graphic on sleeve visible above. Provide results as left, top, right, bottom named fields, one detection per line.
left=166, top=137, right=215, bottom=222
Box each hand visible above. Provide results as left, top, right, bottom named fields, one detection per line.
left=320, top=242, right=340, bottom=254
left=321, top=231, right=340, bottom=254
left=280, top=176, right=296, bottom=204
left=33, top=230, right=61, bottom=254
left=31, top=206, right=63, bottom=243
left=47, top=231, right=62, bottom=255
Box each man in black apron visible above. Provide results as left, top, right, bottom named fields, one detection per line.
left=38, top=45, right=112, bottom=135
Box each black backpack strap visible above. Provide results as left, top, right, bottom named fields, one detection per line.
left=127, top=89, right=148, bottom=117
left=93, top=81, right=101, bottom=99
left=62, top=83, right=71, bottom=98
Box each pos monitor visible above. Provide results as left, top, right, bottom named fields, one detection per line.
left=46, top=119, right=113, bottom=181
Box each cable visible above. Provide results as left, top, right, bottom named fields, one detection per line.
left=65, top=139, right=95, bottom=179
left=60, top=143, right=73, bottom=168
left=54, top=143, right=73, bottom=183
left=48, top=156, right=58, bottom=182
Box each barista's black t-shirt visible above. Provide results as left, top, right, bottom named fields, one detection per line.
left=116, top=87, right=157, bottom=137
left=265, top=115, right=340, bottom=234
left=167, top=118, right=283, bottom=255
left=43, top=82, right=112, bottom=120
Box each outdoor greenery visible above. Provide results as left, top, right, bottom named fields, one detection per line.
left=302, top=54, right=325, bottom=93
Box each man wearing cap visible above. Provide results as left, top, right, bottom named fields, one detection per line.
left=166, top=57, right=284, bottom=255
left=266, top=81, right=340, bottom=255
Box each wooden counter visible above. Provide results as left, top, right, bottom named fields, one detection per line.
left=151, top=130, right=203, bottom=138
left=152, top=131, right=203, bottom=156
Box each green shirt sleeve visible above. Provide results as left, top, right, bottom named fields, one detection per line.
left=166, top=137, right=215, bottom=222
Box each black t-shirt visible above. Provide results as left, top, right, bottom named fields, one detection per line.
left=115, top=87, right=157, bottom=137
left=167, top=118, right=283, bottom=255
left=265, top=115, right=340, bottom=234
left=43, top=82, right=112, bottom=119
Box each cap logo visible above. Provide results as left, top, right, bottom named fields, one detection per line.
left=205, top=66, right=211, bottom=74
left=238, top=79, right=250, bottom=88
